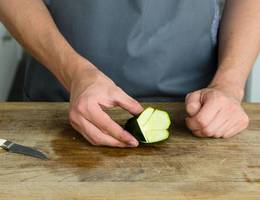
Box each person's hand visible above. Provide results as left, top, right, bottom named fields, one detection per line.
left=68, top=65, right=143, bottom=147
left=185, top=87, right=249, bottom=138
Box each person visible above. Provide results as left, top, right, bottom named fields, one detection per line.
left=0, top=0, right=259, bottom=148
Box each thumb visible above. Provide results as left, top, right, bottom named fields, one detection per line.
left=115, top=90, right=144, bottom=115
left=185, top=91, right=202, bottom=117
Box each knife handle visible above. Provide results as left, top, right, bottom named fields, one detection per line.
left=0, top=140, right=13, bottom=151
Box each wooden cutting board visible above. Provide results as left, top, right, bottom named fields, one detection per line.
left=0, top=102, right=260, bottom=200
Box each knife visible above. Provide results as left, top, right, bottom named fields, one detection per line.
left=0, top=139, right=48, bottom=160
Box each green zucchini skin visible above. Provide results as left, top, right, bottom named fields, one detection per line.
left=125, top=116, right=146, bottom=143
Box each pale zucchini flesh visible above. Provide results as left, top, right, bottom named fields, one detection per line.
left=143, top=130, right=170, bottom=143
left=125, top=107, right=171, bottom=143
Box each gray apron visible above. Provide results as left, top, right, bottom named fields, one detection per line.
left=24, top=0, right=220, bottom=102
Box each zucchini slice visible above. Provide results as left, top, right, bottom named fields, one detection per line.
left=125, top=107, right=171, bottom=143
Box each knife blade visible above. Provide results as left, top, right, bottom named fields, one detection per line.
left=0, top=139, right=48, bottom=160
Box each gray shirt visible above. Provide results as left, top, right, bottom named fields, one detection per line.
left=24, top=0, right=220, bottom=102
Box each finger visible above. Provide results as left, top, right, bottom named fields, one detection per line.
left=70, top=121, right=92, bottom=142
left=85, top=103, right=139, bottom=147
left=187, top=94, right=222, bottom=131
left=72, top=115, right=129, bottom=148
left=185, top=117, right=205, bottom=137
left=186, top=117, right=200, bottom=131
left=185, top=118, right=206, bottom=137
left=186, top=117, right=210, bottom=137
left=209, top=113, right=235, bottom=138
left=222, top=123, right=241, bottom=139
left=223, top=117, right=249, bottom=139
left=200, top=109, right=230, bottom=137
left=185, top=91, right=202, bottom=117
left=202, top=106, right=249, bottom=138
left=193, top=130, right=207, bottom=138
left=115, top=90, right=144, bottom=115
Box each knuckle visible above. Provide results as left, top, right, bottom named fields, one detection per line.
left=112, top=130, right=125, bottom=141
left=76, top=98, right=86, bottom=113
left=202, top=128, right=215, bottom=137
left=91, top=137, right=102, bottom=146
left=100, top=116, right=113, bottom=130
left=77, top=97, right=95, bottom=115
left=223, top=134, right=231, bottom=139
left=103, top=120, right=123, bottom=136
left=102, top=123, right=110, bottom=131
left=185, top=92, right=193, bottom=101
left=208, top=91, right=217, bottom=100
left=185, top=95, right=189, bottom=103
left=119, top=131, right=132, bottom=143
left=192, top=130, right=203, bottom=138
left=187, top=102, right=197, bottom=111
left=195, top=115, right=208, bottom=128
left=68, top=110, right=77, bottom=124
left=119, top=134, right=128, bottom=142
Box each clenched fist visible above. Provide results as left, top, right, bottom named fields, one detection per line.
left=185, top=87, right=249, bottom=138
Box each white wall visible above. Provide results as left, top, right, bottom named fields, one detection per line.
left=0, top=23, right=22, bottom=101
left=247, top=55, right=260, bottom=102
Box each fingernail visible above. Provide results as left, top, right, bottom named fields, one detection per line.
left=129, top=140, right=139, bottom=147
left=124, top=131, right=139, bottom=147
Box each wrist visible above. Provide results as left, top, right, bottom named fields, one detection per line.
left=58, top=53, right=98, bottom=91
left=209, top=67, right=248, bottom=102
left=208, top=81, right=245, bottom=102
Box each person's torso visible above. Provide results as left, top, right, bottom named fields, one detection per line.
left=24, top=0, right=220, bottom=101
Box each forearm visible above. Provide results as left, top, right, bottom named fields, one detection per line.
left=209, top=0, right=260, bottom=101
left=0, top=0, right=95, bottom=90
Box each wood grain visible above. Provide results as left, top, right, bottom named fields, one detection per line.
left=0, top=102, right=260, bottom=200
